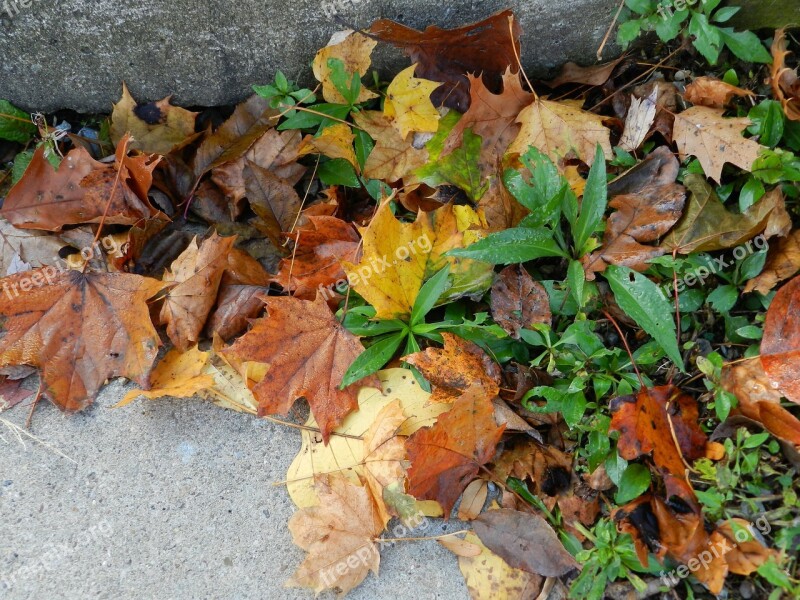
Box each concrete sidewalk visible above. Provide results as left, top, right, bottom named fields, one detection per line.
left=0, top=380, right=467, bottom=599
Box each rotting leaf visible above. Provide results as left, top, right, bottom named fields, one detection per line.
left=490, top=264, right=551, bottom=339
left=760, top=274, right=800, bottom=405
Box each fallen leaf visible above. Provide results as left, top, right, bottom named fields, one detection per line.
left=770, top=28, right=800, bottom=121
left=509, top=97, right=612, bottom=165
left=683, top=76, right=755, bottom=109
left=490, top=264, right=551, bottom=338
left=761, top=274, right=800, bottom=405
left=672, top=106, right=765, bottom=183
left=0, top=376, right=34, bottom=412
left=582, top=180, right=685, bottom=279
left=721, top=357, right=800, bottom=446
left=370, top=10, right=522, bottom=112
left=111, top=83, right=198, bottom=154
left=192, top=95, right=278, bottom=178
left=403, top=332, right=502, bottom=403
left=205, top=280, right=269, bottom=340
left=298, top=123, right=358, bottom=168
left=286, top=473, right=383, bottom=595
left=0, top=270, right=162, bottom=410
left=0, top=218, right=88, bottom=276
left=223, top=294, right=379, bottom=442
left=545, top=57, right=625, bottom=87
left=273, top=215, right=361, bottom=299
left=618, top=90, right=657, bottom=152
left=1, top=145, right=161, bottom=231
left=457, top=531, right=543, bottom=600
left=457, top=479, right=489, bottom=521
left=343, top=202, right=493, bottom=319
left=351, top=110, right=427, bottom=182
left=442, top=70, right=535, bottom=180
left=118, top=346, right=215, bottom=406
left=312, top=30, right=379, bottom=105
left=472, top=508, right=579, bottom=577
left=744, top=229, right=800, bottom=294
left=491, top=439, right=573, bottom=498
left=384, top=65, right=441, bottom=139
left=160, top=233, right=269, bottom=350
left=664, top=175, right=790, bottom=254
left=439, top=533, right=482, bottom=558
left=610, top=386, right=712, bottom=505
left=212, top=128, right=305, bottom=203
left=607, top=146, right=680, bottom=196
left=406, top=385, right=504, bottom=514
left=243, top=160, right=302, bottom=244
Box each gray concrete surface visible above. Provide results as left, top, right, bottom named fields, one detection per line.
left=0, top=0, right=622, bottom=113
left=0, top=380, right=468, bottom=599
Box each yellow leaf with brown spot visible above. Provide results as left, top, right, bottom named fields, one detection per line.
left=352, top=110, right=427, bottom=182
left=298, top=123, right=358, bottom=169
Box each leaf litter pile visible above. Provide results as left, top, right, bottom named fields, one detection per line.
left=2, top=8, right=800, bottom=599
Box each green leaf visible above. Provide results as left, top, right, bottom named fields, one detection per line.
left=572, top=145, right=607, bottom=255
left=739, top=176, right=765, bottom=211
left=719, top=28, right=772, bottom=64
left=615, top=463, right=652, bottom=504
left=617, top=19, right=644, bottom=48
left=605, top=265, right=685, bottom=371
left=688, top=12, right=723, bottom=64
left=568, top=259, right=586, bottom=308
left=11, top=148, right=35, bottom=184
left=624, top=0, right=654, bottom=15
left=278, top=103, right=350, bottom=131
left=702, top=0, right=723, bottom=16
left=655, top=8, right=688, bottom=42
left=0, top=100, right=36, bottom=143
left=411, top=265, right=451, bottom=326
left=416, top=128, right=488, bottom=200
left=712, top=6, right=739, bottom=23
left=448, top=227, right=567, bottom=264
left=319, top=158, right=360, bottom=187
left=341, top=332, right=406, bottom=388
left=748, top=100, right=785, bottom=148
left=503, top=146, right=564, bottom=227
left=707, top=284, right=738, bottom=313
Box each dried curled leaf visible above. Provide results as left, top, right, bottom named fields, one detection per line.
left=683, top=76, right=754, bottom=109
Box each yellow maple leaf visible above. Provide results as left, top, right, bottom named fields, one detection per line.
left=342, top=202, right=493, bottom=320
left=384, top=64, right=441, bottom=139
left=297, top=123, right=358, bottom=170
left=509, top=98, right=612, bottom=165
left=312, top=31, right=379, bottom=105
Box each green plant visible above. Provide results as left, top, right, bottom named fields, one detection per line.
left=252, top=70, right=316, bottom=117
left=618, top=0, right=772, bottom=65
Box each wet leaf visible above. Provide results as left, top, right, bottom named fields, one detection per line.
left=490, top=264, right=551, bottom=338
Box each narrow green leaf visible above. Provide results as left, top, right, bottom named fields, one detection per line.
left=448, top=227, right=567, bottom=264
left=411, top=265, right=451, bottom=326
left=341, top=332, right=406, bottom=388
left=568, top=259, right=586, bottom=309
left=572, top=145, right=607, bottom=254
left=605, top=265, right=685, bottom=371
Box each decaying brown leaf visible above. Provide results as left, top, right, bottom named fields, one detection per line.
left=370, top=10, right=521, bottom=112
left=490, top=264, right=551, bottom=338
left=683, top=76, right=755, bottom=109
left=744, top=229, right=800, bottom=294
left=0, top=270, right=162, bottom=410
left=351, top=110, right=427, bottom=182
left=770, top=28, right=800, bottom=121
left=472, top=508, right=579, bottom=577
left=406, top=386, right=505, bottom=514
left=761, top=274, right=800, bottom=405
left=286, top=473, right=383, bottom=595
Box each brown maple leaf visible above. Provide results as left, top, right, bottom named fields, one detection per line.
left=286, top=473, right=383, bottom=595
left=222, top=294, right=378, bottom=442
left=406, top=385, right=505, bottom=514
left=370, top=10, right=521, bottom=112
left=205, top=279, right=269, bottom=340
left=0, top=270, right=163, bottom=410
left=442, top=70, right=535, bottom=179
left=1, top=145, right=162, bottom=231
left=272, top=215, right=361, bottom=299
left=490, top=264, right=551, bottom=338
left=403, top=332, right=501, bottom=403
left=351, top=110, right=427, bottom=182
left=160, top=233, right=269, bottom=350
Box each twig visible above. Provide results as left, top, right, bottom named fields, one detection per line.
left=597, top=0, right=627, bottom=61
